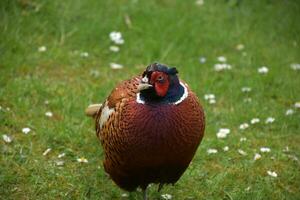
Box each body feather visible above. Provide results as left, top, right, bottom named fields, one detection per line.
left=94, top=75, right=205, bottom=191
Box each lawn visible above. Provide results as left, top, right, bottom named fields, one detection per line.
left=1, top=0, right=300, bottom=199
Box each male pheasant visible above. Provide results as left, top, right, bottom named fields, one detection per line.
left=86, top=63, right=205, bottom=199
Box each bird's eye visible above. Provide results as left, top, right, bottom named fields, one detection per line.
left=157, top=76, right=164, bottom=81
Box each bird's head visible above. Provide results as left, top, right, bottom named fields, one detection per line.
left=138, top=63, right=180, bottom=101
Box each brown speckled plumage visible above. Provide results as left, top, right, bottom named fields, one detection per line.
left=92, top=63, right=205, bottom=192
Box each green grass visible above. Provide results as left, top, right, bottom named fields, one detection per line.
left=1, top=0, right=300, bottom=199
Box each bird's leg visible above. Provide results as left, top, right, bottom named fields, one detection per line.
left=142, top=186, right=148, bottom=200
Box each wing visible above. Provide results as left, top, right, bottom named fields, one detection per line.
left=95, top=76, right=141, bottom=138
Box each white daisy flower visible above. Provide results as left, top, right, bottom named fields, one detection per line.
left=204, top=94, right=215, bottom=100
left=217, top=56, right=227, bottom=62
left=80, top=52, right=89, bottom=58
left=250, top=118, right=260, bottom=124
left=258, top=66, right=269, bottom=74
left=236, top=44, right=245, bottom=51
left=204, top=94, right=216, bottom=104
left=42, top=148, right=52, bottom=156
left=254, top=153, right=261, bottom=160
left=44, top=100, right=49, bottom=105
left=285, top=109, right=294, bottom=115
left=109, top=45, right=120, bottom=52
left=109, top=31, right=121, bottom=41
left=77, top=157, right=88, bottom=163
left=219, top=128, right=230, bottom=134
left=161, top=194, right=172, bottom=200
left=58, top=153, right=65, bottom=158
left=240, top=137, right=247, bottom=142
left=216, top=131, right=227, bottom=139
left=223, top=146, right=229, bottom=151
left=241, top=87, right=251, bottom=92
left=109, top=31, right=124, bottom=45
left=265, top=117, right=275, bottom=124
left=22, top=127, right=31, bottom=134
left=208, top=98, right=216, bottom=104
left=2, top=134, right=12, bottom=143
left=290, top=63, right=300, bottom=70
left=45, top=111, right=53, bottom=117
left=239, top=123, right=249, bottom=130
left=295, top=102, right=300, bottom=108
left=38, top=46, right=47, bottom=52
left=214, top=64, right=223, bottom=71
left=207, top=148, right=218, bottom=154
left=216, top=128, right=230, bottom=139
left=260, top=147, right=271, bottom=153
left=238, top=149, right=247, bottom=156
left=214, top=63, right=232, bottom=71
left=267, top=170, right=277, bottom=177
left=110, top=63, right=123, bottom=69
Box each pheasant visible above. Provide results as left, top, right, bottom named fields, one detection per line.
left=86, top=63, right=205, bottom=199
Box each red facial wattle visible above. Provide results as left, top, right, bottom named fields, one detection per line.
left=150, top=71, right=170, bottom=97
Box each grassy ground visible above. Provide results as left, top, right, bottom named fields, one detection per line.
left=1, top=0, right=300, bottom=199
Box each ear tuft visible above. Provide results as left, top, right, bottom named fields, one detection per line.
left=168, top=67, right=178, bottom=75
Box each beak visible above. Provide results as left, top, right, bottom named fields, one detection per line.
left=137, top=82, right=153, bottom=92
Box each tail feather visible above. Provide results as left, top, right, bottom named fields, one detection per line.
left=85, top=104, right=102, bottom=117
